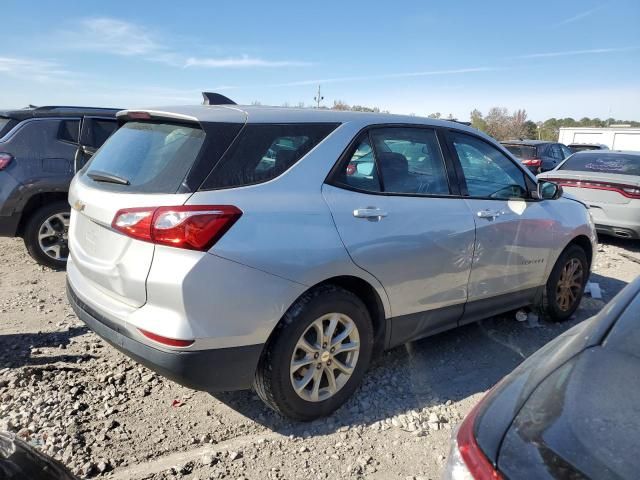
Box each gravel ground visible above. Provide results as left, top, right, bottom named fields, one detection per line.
left=1, top=236, right=639, bottom=479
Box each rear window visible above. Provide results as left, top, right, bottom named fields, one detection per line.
left=502, top=144, right=537, bottom=159
left=559, top=152, right=640, bottom=176
left=83, top=122, right=206, bottom=193
left=58, top=120, right=80, bottom=143
left=201, top=123, right=339, bottom=190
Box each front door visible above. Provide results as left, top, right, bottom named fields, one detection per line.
left=445, top=131, right=555, bottom=323
left=323, top=126, right=476, bottom=345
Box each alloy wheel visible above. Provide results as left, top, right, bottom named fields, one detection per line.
left=290, top=313, right=360, bottom=402
left=556, top=258, right=584, bottom=311
left=38, top=212, right=70, bottom=261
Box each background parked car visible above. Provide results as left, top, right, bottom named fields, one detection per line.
left=444, top=275, right=640, bottom=480
left=0, top=106, right=119, bottom=269
left=539, top=150, right=640, bottom=240
left=501, top=140, right=572, bottom=174
left=67, top=99, right=595, bottom=421
left=568, top=142, right=609, bottom=153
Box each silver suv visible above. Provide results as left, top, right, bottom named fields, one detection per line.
left=66, top=101, right=597, bottom=420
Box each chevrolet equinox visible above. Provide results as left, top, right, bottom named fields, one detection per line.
left=66, top=98, right=597, bottom=420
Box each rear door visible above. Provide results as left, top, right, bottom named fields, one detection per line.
left=68, top=120, right=213, bottom=307
left=444, top=130, right=555, bottom=321
left=323, top=126, right=476, bottom=344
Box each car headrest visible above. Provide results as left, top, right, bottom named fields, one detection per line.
left=377, top=152, right=408, bottom=176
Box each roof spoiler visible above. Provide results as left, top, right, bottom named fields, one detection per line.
left=202, top=92, right=236, bottom=106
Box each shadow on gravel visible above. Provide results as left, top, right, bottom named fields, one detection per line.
left=213, top=272, right=629, bottom=437
left=599, top=236, right=640, bottom=254
left=0, top=326, right=91, bottom=369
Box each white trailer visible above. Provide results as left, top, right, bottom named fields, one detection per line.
left=558, top=127, right=640, bottom=151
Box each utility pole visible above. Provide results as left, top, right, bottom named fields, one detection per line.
left=313, top=84, right=324, bottom=108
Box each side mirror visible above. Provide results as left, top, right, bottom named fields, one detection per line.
left=537, top=181, right=563, bottom=200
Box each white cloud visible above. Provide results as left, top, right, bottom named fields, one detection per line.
left=268, top=67, right=500, bottom=87
left=0, top=56, right=72, bottom=82
left=57, top=17, right=310, bottom=69
left=553, top=5, right=605, bottom=27
left=515, top=46, right=640, bottom=59
left=184, top=55, right=311, bottom=68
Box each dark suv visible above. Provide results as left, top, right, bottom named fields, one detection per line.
left=501, top=140, right=573, bottom=174
left=0, top=106, right=119, bottom=269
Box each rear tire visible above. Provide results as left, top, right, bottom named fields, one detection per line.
left=254, top=285, right=373, bottom=421
left=542, top=245, right=588, bottom=322
left=23, top=201, right=70, bottom=270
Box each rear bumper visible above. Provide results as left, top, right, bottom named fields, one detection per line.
left=595, top=223, right=640, bottom=240
left=67, top=279, right=264, bottom=391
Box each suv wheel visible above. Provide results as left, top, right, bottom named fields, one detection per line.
left=23, top=201, right=70, bottom=270
left=542, top=244, right=588, bottom=322
left=254, top=285, right=373, bottom=421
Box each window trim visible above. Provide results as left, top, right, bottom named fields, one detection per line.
left=442, top=129, right=539, bottom=202
left=325, top=124, right=463, bottom=199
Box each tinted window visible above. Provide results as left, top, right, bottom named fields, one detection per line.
left=549, top=145, right=563, bottom=160
left=0, top=118, right=12, bottom=137
left=560, top=152, right=640, bottom=176
left=452, top=133, right=528, bottom=199
left=203, top=123, right=338, bottom=189
left=84, top=122, right=206, bottom=193
left=58, top=120, right=80, bottom=143
left=560, top=145, right=573, bottom=158
left=370, top=127, right=450, bottom=195
left=81, top=118, right=118, bottom=149
left=502, top=144, right=537, bottom=159
left=334, top=136, right=381, bottom=193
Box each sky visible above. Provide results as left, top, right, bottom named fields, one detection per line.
left=1, top=0, right=639, bottom=121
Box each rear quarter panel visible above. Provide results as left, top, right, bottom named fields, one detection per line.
left=187, top=121, right=392, bottom=319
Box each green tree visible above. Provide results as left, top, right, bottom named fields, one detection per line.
left=470, top=109, right=487, bottom=132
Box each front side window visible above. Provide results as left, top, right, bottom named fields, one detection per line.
left=560, top=144, right=573, bottom=159
left=452, top=133, right=528, bottom=199
left=203, top=123, right=338, bottom=189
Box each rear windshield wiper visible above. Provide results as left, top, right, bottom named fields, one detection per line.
left=87, top=170, right=131, bottom=186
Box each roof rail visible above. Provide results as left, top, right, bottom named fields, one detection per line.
left=33, top=106, right=120, bottom=112
left=202, top=92, right=237, bottom=106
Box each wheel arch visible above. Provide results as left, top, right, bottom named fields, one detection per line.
left=566, top=234, right=594, bottom=269
left=16, top=192, right=69, bottom=237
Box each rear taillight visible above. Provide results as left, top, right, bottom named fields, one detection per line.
left=111, top=205, right=242, bottom=251
left=455, top=400, right=503, bottom=479
left=545, top=178, right=640, bottom=199
left=0, top=153, right=13, bottom=170
left=138, top=328, right=194, bottom=347
left=521, top=158, right=542, bottom=167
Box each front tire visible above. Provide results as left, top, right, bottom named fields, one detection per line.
left=254, top=285, right=373, bottom=421
left=23, top=201, right=70, bottom=270
left=543, top=245, right=588, bottom=322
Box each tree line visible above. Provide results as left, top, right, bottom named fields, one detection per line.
left=251, top=99, right=639, bottom=142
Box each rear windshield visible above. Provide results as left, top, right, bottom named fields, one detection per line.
left=569, top=144, right=602, bottom=153
left=201, top=123, right=339, bottom=190
left=83, top=122, right=206, bottom=193
left=502, top=144, right=537, bottom=159
left=559, top=152, right=640, bottom=176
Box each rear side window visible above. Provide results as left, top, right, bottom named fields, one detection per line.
left=58, top=120, right=80, bottom=143
left=83, top=122, right=206, bottom=193
left=0, top=118, right=13, bottom=137
left=560, top=152, right=640, bottom=176
left=502, top=144, right=537, bottom=159
left=201, top=123, right=338, bottom=190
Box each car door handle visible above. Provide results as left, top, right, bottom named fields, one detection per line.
left=477, top=209, right=501, bottom=219
left=353, top=208, right=388, bottom=220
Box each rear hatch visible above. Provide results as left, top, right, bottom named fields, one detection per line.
left=68, top=116, right=243, bottom=307
left=502, top=143, right=537, bottom=160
